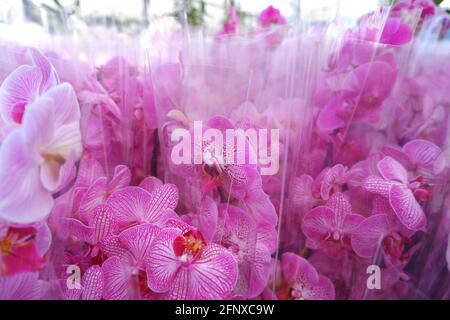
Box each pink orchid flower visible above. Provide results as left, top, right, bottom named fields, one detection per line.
left=217, top=6, right=240, bottom=36
left=258, top=6, right=287, bottom=28
left=63, top=204, right=119, bottom=257
left=312, top=164, right=350, bottom=201
left=0, top=272, right=50, bottom=300
left=214, top=204, right=277, bottom=298
left=351, top=213, right=417, bottom=262
left=317, top=60, right=397, bottom=132
left=101, top=223, right=161, bottom=299
left=0, top=83, right=82, bottom=223
left=279, top=253, right=335, bottom=300
left=146, top=219, right=238, bottom=300
left=0, top=223, right=51, bottom=276
left=379, top=18, right=413, bottom=45
left=382, top=139, right=444, bottom=178
left=62, top=265, right=104, bottom=300
left=78, top=165, right=131, bottom=222
left=169, top=116, right=277, bottom=225
left=181, top=195, right=218, bottom=242
left=350, top=264, right=410, bottom=300
left=106, top=184, right=179, bottom=229
left=0, top=48, right=58, bottom=126
left=302, top=193, right=364, bottom=254
left=363, top=156, right=427, bottom=230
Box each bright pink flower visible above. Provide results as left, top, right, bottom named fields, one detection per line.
left=0, top=272, right=49, bottom=300
left=101, top=223, right=161, bottom=299
left=317, top=61, right=397, bottom=132
left=146, top=221, right=238, bottom=300
left=302, top=193, right=364, bottom=253
left=380, top=18, right=413, bottom=45
left=63, top=204, right=119, bottom=257
left=0, top=48, right=58, bottom=126
left=280, top=253, right=335, bottom=300
left=350, top=264, right=410, bottom=299
left=169, top=116, right=277, bottom=225
left=106, top=184, right=179, bottom=228
left=382, top=139, right=443, bottom=177
left=312, top=164, right=349, bottom=201
left=79, top=165, right=131, bottom=222
left=258, top=6, right=286, bottom=28
left=214, top=204, right=276, bottom=298
left=363, top=156, right=427, bottom=230
left=0, top=83, right=82, bottom=223
left=217, top=6, right=240, bottom=36
left=0, top=223, right=50, bottom=276
left=351, top=213, right=416, bottom=262
left=181, top=196, right=218, bottom=242
left=62, top=265, right=104, bottom=300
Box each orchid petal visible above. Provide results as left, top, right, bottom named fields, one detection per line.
left=377, top=157, right=408, bottom=183
left=146, top=228, right=182, bottom=293
left=351, top=214, right=391, bottom=258
left=102, top=256, right=134, bottom=300
left=81, top=265, right=103, bottom=300
left=0, top=65, right=41, bottom=124
left=302, top=206, right=335, bottom=245
left=0, top=130, right=53, bottom=223
left=119, top=224, right=161, bottom=269
left=363, top=175, right=393, bottom=197
left=389, top=184, right=426, bottom=231
left=303, top=275, right=335, bottom=300
left=403, top=139, right=442, bottom=172
left=281, top=253, right=319, bottom=288
left=107, top=186, right=153, bottom=226
left=188, top=243, right=238, bottom=299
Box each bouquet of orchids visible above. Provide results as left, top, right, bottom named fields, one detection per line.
left=0, top=1, right=449, bottom=300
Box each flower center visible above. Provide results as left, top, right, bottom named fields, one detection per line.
left=0, top=237, right=13, bottom=254
left=42, top=153, right=66, bottom=165
left=173, top=230, right=206, bottom=258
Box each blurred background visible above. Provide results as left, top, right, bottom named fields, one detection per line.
left=1, top=0, right=449, bottom=39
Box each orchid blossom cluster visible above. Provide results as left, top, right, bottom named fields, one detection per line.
left=0, top=2, right=449, bottom=300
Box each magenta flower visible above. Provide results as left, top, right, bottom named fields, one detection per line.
left=302, top=193, right=364, bottom=253
left=380, top=18, right=413, bottom=46
left=363, top=156, right=427, bottom=230
left=317, top=61, right=397, bottom=132
left=312, top=164, right=349, bottom=201
left=63, top=204, right=119, bottom=257
left=382, top=139, right=443, bottom=178
left=217, top=6, right=240, bottom=36
left=106, top=184, right=179, bottom=228
left=169, top=116, right=277, bottom=225
left=351, top=213, right=416, bottom=262
left=0, top=48, right=58, bottom=126
left=146, top=220, right=238, bottom=300
left=280, top=253, right=335, bottom=300
left=79, top=165, right=131, bottom=222
left=181, top=196, right=218, bottom=242
left=0, top=272, right=50, bottom=300
left=62, top=265, right=104, bottom=300
left=0, top=83, right=82, bottom=223
left=214, top=204, right=276, bottom=298
left=0, top=223, right=51, bottom=276
left=258, top=6, right=287, bottom=28
left=101, top=223, right=161, bottom=299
